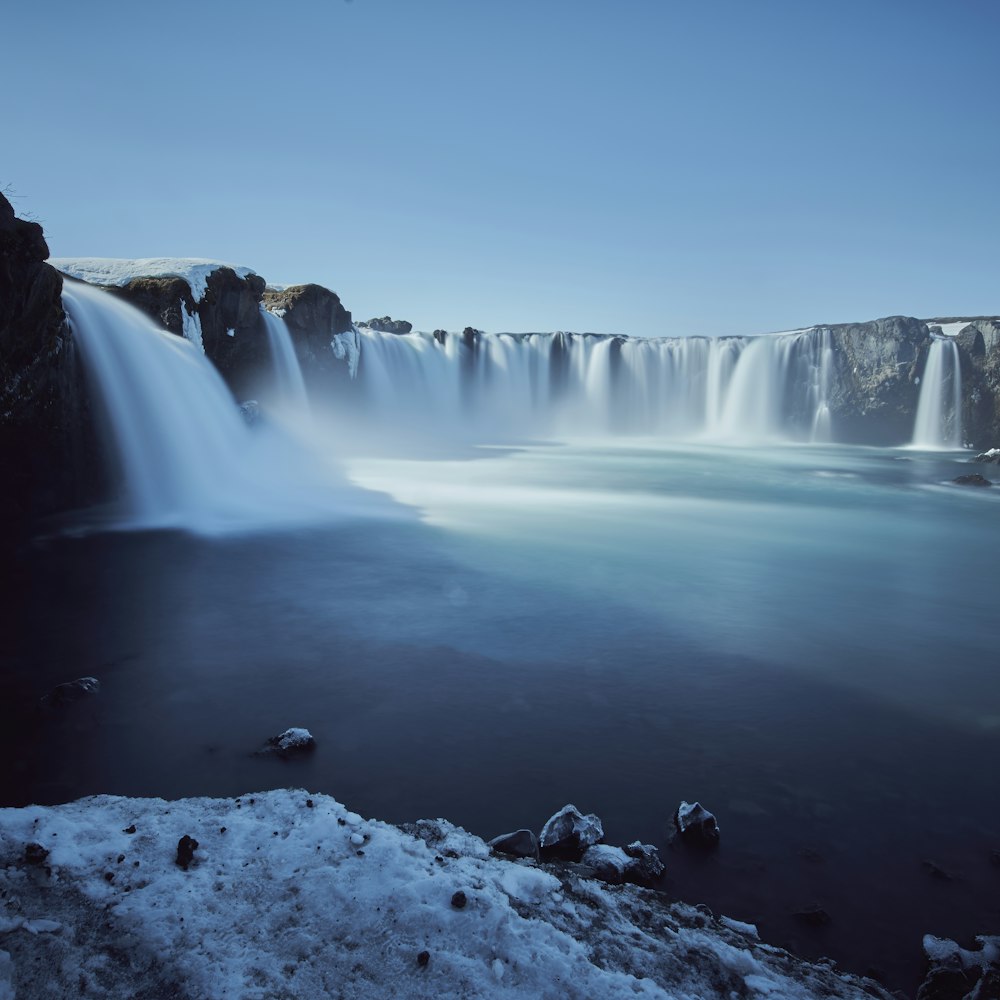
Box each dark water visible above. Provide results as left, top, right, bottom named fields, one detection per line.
left=3, top=441, right=998, bottom=994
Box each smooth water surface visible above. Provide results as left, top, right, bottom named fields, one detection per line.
left=4, top=441, right=998, bottom=992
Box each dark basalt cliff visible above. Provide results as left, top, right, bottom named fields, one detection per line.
left=106, top=269, right=270, bottom=399
left=951, top=318, right=1000, bottom=448
left=0, top=195, right=95, bottom=518
left=262, top=284, right=353, bottom=393
left=826, top=316, right=929, bottom=445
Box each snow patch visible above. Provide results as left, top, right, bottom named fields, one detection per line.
left=52, top=258, right=257, bottom=303
left=0, top=790, right=894, bottom=1000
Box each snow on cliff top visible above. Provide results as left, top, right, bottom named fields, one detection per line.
left=51, top=258, right=257, bottom=302
left=0, top=789, right=890, bottom=1000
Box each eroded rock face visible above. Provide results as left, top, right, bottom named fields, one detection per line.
left=108, top=268, right=270, bottom=399
left=825, top=316, right=931, bottom=445
left=262, top=284, right=353, bottom=394
left=0, top=194, right=96, bottom=518
left=953, top=318, right=1000, bottom=449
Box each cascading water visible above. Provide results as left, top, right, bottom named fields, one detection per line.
left=63, top=281, right=352, bottom=532
left=262, top=307, right=308, bottom=411
left=911, top=337, right=962, bottom=449
left=341, top=326, right=837, bottom=444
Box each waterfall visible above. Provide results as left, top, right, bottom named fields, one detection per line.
left=63, top=281, right=346, bottom=532
left=262, top=307, right=309, bottom=410
left=912, top=337, right=962, bottom=449
left=337, top=327, right=837, bottom=444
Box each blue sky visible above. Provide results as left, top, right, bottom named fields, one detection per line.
left=4, top=0, right=998, bottom=335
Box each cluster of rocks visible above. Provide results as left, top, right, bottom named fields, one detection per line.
left=486, top=799, right=721, bottom=889
left=361, top=316, right=412, bottom=335
left=488, top=804, right=664, bottom=888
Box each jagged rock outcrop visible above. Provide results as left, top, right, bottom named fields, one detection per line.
left=262, top=284, right=353, bottom=394
left=363, top=316, right=412, bottom=335
left=107, top=268, right=270, bottom=399
left=824, top=316, right=931, bottom=445
left=950, top=318, right=1000, bottom=448
left=0, top=194, right=94, bottom=517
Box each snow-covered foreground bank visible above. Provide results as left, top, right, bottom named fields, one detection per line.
left=0, top=791, right=893, bottom=1000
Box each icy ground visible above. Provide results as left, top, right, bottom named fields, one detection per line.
left=0, top=791, right=894, bottom=1000
left=50, top=259, right=257, bottom=302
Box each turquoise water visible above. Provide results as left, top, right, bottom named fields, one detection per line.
left=4, top=440, right=998, bottom=991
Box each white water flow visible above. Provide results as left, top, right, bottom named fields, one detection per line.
left=912, top=337, right=963, bottom=449
left=262, top=307, right=309, bottom=410
left=346, top=327, right=837, bottom=443
left=63, top=281, right=349, bottom=532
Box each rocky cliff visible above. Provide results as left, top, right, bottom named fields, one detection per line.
left=950, top=318, right=1000, bottom=448
left=825, top=316, right=929, bottom=445
left=0, top=195, right=95, bottom=518
left=262, top=284, right=353, bottom=395
left=104, top=268, right=270, bottom=400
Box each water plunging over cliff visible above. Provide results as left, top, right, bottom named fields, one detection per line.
left=911, top=337, right=962, bottom=449
left=62, top=282, right=352, bottom=531
left=262, top=307, right=308, bottom=411
left=348, top=326, right=837, bottom=443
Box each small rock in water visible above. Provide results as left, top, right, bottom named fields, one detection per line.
left=239, top=400, right=261, bottom=425
left=793, top=903, right=831, bottom=927
left=973, top=448, right=1000, bottom=464
left=953, top=474, right=992, bottom=487
left=488, top=829, right=539, bottom=860
left=539, top=805, right=604, bottom=859
left=258, top=727, right=316, bottom=758
left=40, top=676, right=100, bottom=709
left=674, top=801, right=720, bottom=847
left=921, top=859, right=954, bottom=881
left=175, top=835, right=199, bottom=871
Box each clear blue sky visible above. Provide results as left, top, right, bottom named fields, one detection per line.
left=4, top=0, right=998, bottom=335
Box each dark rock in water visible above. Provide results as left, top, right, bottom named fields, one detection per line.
left=488, top=829, right=539, bottom=860
left=973, top=449, right=1000, bottom=464
left=922, top=859, right=954, bottom=881
left=433, top=329, right=447, bottom=345
left=915, top=966, right=977, bottom=1000
left=258, top=727, right=316, bottom=758
left=239, top=400, right=261, bottom=425
left=24, top=843, right=49, bottom=866
left=793, top=904, right=832, bottom=927
left=953, top=474, right=992, bottom=487
left=450, top=890, right=467, bottom=909
left=674, top=801, right=720, bottom=847
left=416, top=950, right=430, bottom=968
left=175, top=835, right=198, bottom=870
left=539, top=805, right=604, bottom=859
left=364, top=316, right=412, bottom=335
left=41, top=676, right=100, bottom=708
left=624, top=841, right=665, bottom=884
